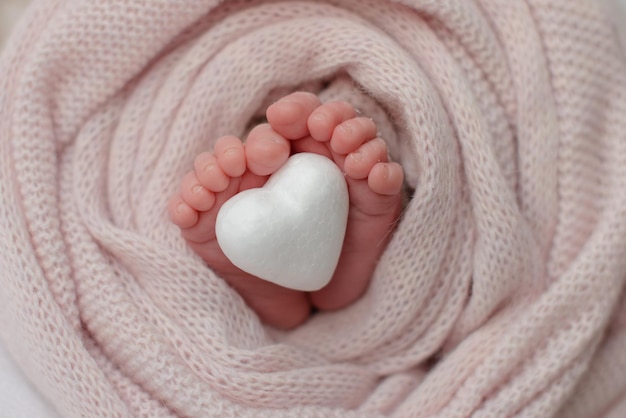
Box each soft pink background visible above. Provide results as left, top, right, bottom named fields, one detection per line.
left=0, top=1, right=625, bottom=417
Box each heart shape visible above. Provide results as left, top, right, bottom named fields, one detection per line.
left=215, top=153, right=349, bottom=291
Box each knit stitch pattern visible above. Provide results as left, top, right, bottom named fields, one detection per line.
left=1, top=0, right=625, bottom=417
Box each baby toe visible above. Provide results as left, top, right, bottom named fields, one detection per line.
left=245, top=123, right=290, bottom=176
left=180, top=171, right=216, bottom=212
left=344, top=138, right=388, bottom=180
left=214, top=135, right=246, bottom=178
left=307, top=101, right=357, bottom=142
left=168, top=194, right=199, bottom=229
left=266, top=91, right=321, bottom=140
left=368, top=162, right=404, bottom=196
left=330, top=117, right=377, bottom=155
left=194, top=152, right=230, bottom=193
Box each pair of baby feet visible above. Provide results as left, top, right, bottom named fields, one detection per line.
left=168, top=92, right=404, bottom=329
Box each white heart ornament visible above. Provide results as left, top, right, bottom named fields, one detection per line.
left=216, top=153, right=349, bottom=291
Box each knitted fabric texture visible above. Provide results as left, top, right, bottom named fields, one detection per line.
left=1, top=0, right=626, bottom=417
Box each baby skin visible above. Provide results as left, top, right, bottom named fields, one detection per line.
left=168, top=92, right=404, bottom=329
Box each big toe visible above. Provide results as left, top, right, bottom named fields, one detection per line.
left=266, top=91, right=321, bottom=140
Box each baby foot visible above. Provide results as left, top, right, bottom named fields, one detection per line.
left=169, top=92, right=404, bottom=328
left=266, top=92, right=404, bottom=310
left=168, top=127, right=311, bottom=329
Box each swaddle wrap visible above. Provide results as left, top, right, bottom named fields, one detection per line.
left=1, top=0, right=626, bottom=417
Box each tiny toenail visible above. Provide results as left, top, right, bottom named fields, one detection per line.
left=176, top=202, right=186, bottom=213
left=312, top=113, right=327, bottom=122
left=203, top=162, right=216, bottom=172
left=350, top=150, right=364, bottom=161
left=224, top=147, right=238, bottom=155
left=267, top=135, right=283, bottom=144
left=339, top=123, right=353, bottom=134
left=192, top=185, right=204, bottom=194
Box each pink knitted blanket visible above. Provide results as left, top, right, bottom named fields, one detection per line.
left=2, top=1, right=626, bottom=417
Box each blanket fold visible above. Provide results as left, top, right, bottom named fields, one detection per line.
left=1, top=0, right=626, bottom=416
